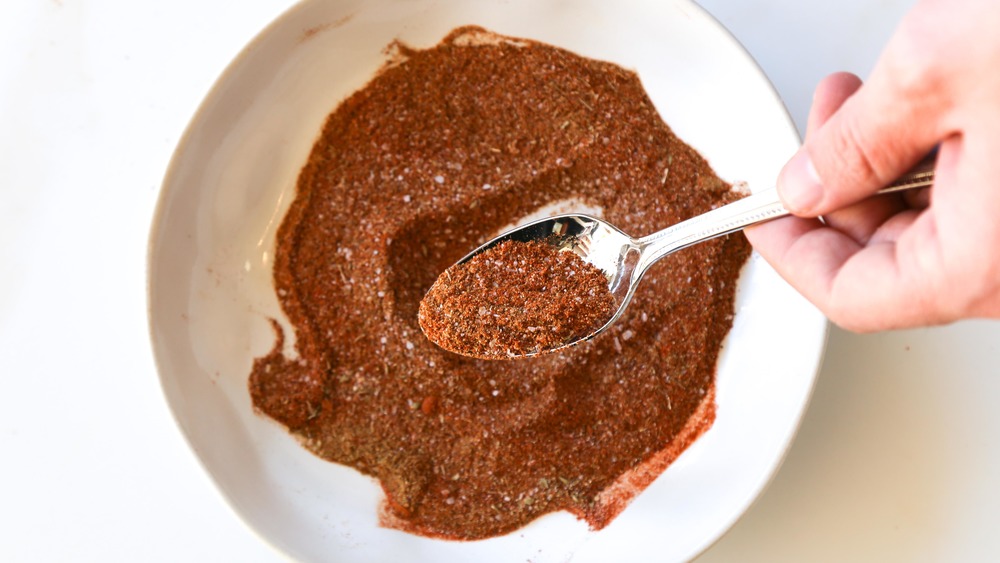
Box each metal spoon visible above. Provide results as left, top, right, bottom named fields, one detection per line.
left=449, top=161, right=935, bottom=357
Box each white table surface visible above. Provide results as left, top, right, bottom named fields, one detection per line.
left=2, top=0, right=998, bottom=561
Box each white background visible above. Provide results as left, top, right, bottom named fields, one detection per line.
left=2, top=0, right=999, bottom=561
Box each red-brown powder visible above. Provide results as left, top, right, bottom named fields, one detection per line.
left=418, top=239, right=616, bottom=359
left=248, top=26, right=749, bottom=540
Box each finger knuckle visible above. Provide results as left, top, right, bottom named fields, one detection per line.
left=823, top=110, right=888, bottom=189
left=882, top=12, right=950, bottom=103
left=826, top=308, right=879, bottom=333
left=824, top=290, right=881, bottom=333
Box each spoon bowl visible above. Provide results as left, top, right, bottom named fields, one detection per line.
left=450, top=214, right=639, bottom=349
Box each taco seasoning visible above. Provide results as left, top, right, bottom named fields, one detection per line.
left=418, top=239, right=616, bottom=359
left=248, top=26, right=750, bottom=540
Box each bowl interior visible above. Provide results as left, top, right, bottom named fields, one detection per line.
left=148, top=0, right=825, bottom=561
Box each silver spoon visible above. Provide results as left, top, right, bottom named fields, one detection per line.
left=449, top=161, right=935, bottom=357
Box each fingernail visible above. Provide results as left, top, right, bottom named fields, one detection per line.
left=780, top=150, right=823, bottom=214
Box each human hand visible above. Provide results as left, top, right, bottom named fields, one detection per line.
left=744, top=0, right=1000, bottom=331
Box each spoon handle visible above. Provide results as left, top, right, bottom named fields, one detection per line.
left=633, top=159, right=936, bottom=277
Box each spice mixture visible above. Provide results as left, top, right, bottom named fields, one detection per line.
left=418, top=239, right=616, bottom=359
left=249, top=26, right=750, bottom=540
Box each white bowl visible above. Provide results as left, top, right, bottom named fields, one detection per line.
left=148, top=0, right=826, bottom=561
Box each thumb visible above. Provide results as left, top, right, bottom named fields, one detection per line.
left=778, top=19, right=947, bottom=216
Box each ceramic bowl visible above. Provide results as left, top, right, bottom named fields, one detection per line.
left=148, top=0, right=826, bottom=560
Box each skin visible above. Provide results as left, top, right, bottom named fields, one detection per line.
left=745, top=0, right=1000, bottom=331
